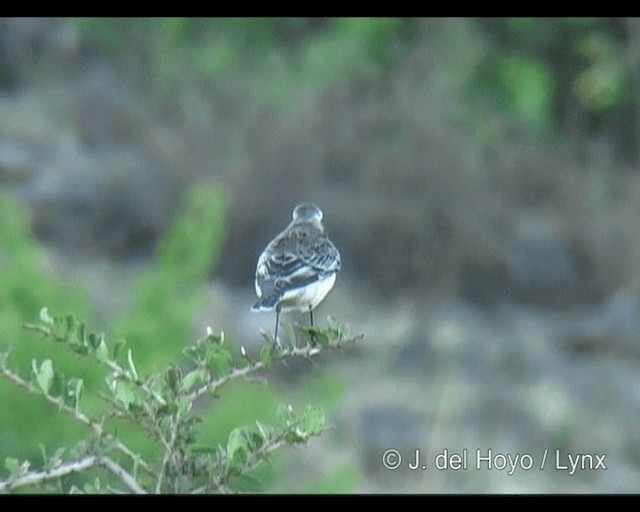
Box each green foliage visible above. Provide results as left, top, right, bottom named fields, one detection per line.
left=113, top=184, right=228, bottom=370
left=156, top=185, right=227, bottom=283
left=0, top=187, right=362, bottom=492
left=473, top=18, right=633, bottom=140
left=474, top=50, right=556, bottom=135
left=497, top=54, right=555, bottom=132
left=0, top=194, right=88, bottom=321
left=69, top=18, right=418, bottom=112
left=574, top=31, right=630, bottom=112
left=67, top=18, right=640, bottom=164
left=333, top=18, right=408, bottom=70
left=0, top=310, right=360, bottom=493
left=0, top=193, right=90, bottom=465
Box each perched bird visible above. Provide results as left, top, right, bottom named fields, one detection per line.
left=252, top=203, right=341, bottom=345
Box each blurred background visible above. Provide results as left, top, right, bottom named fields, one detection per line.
left=1, top=17, right=640, bottom=493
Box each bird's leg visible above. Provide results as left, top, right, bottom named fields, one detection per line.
left=309, top=306, right=317, bottom=346
left=274, top=307, right=282, bottom=348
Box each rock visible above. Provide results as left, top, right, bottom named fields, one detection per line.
left=552, top=289, right=640, bottom=358
left=394, top=331, right=435, bottom=373
left=66, top=66, right=150, bottom=148
left=506, top=234, right=592, bottom=309
left=0, top=18, right=79, bottom=91
left=459, top=254, right=510, bottom=307
left=27, top=144, right=177, bottom=260
left=0, top=141, right=39, bottom=186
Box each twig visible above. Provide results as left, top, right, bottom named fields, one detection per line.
left=98, top=391, right=173, bottom=457
left=23, top=323, right=167, bottom=407
left=155, top=414, right=181, bottom=494
left=0, top=453, right=147, bottom=494
left=100, top=456, right=146, bottom=494
left=0, top=456, right=98, bottom=493
left=0, top=364, right=153, bottom=477
left=187, top=333, right=363, bottom=402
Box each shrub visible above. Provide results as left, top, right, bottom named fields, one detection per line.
left=0, top=309, right=360, bottom=493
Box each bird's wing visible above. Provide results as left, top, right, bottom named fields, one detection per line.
left=255, top=229, right=340, bottom=301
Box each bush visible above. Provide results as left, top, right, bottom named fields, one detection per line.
left=0, top=308, right=360, bottom=493
left=0, top=186, right=361, bottom=493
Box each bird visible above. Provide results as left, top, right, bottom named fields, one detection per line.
left=252, top=203, right=341, bottom=346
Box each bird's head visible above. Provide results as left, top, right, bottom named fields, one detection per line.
left=292, top=203, right=324, bottom=228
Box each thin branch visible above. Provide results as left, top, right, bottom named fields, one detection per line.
left=0, top=456, right=98, bottom=493
left=100, top=457, right=146, bottom=495
left=6, top=319, right=363, bottom=494
left=0, top=454, right=147, bottom=494
left=23, top=323, right=167, bottom=407
left=187, top=333, right=363, bottom=402
left=240, top=411, right=322, bottom=476
left=242, top=437, right=286, bottom=475
left=98, top=392, right=173, bottom=456
left=0, top=364, right=153, bottom=477
left=155, top=414, right=181, bottom=494
left=201, top=410, right=328, bottom=494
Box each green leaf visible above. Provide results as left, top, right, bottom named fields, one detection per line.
left=3, top=457, right=30, bottom=478
left=87, top=331, right=103, bottom=350
left=301, top=406, right=325, bottom=436
left=42, top=446, right=66, bottom=472
left=206, top=330, right=224, bottom=345
left=176, top=397, right=192, bottom=415
left=66, top=314, right=76, bottom=338
left=260, top=343, right=275, bottom=367
left=64, top=378, right=84, bottom=410
left=114, top=380, right=137, bottom=409
left=246, top=428, right=265, bottom=451
left=327, top=316, right=348, bottom=340
left=78, top=321, right=87, bottom=345
left=95, top=338, right=110, bottom=363
left=282, top=322, right=296, bottom=348
left=311, top=328, right=330, bottom=347
left=165, top=365, right=182, bottom=394
left=70, top=344, right=90, bottom=357
left=39, top=307, right=54, bottom=327
left=284, top=427, right=307, bottom=443
left=113, top=338, right=126, bottom=361
left=4, top=457, right=20, bottom=476
left=276, top=404, right=295, bottom=427
left=207, top=349, right=232, bottom=376
left=255, top=421, right=271, bottom=441
left=181, top=368, right=206, bottom=392
left=127, top=349, right=139, bottom=381
left=33, top=359, right=54, bottom=394
left=227, top=428, right=248, bottom=464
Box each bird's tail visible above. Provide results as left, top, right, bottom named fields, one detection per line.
left=251, top=296, right=278, bottom=312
